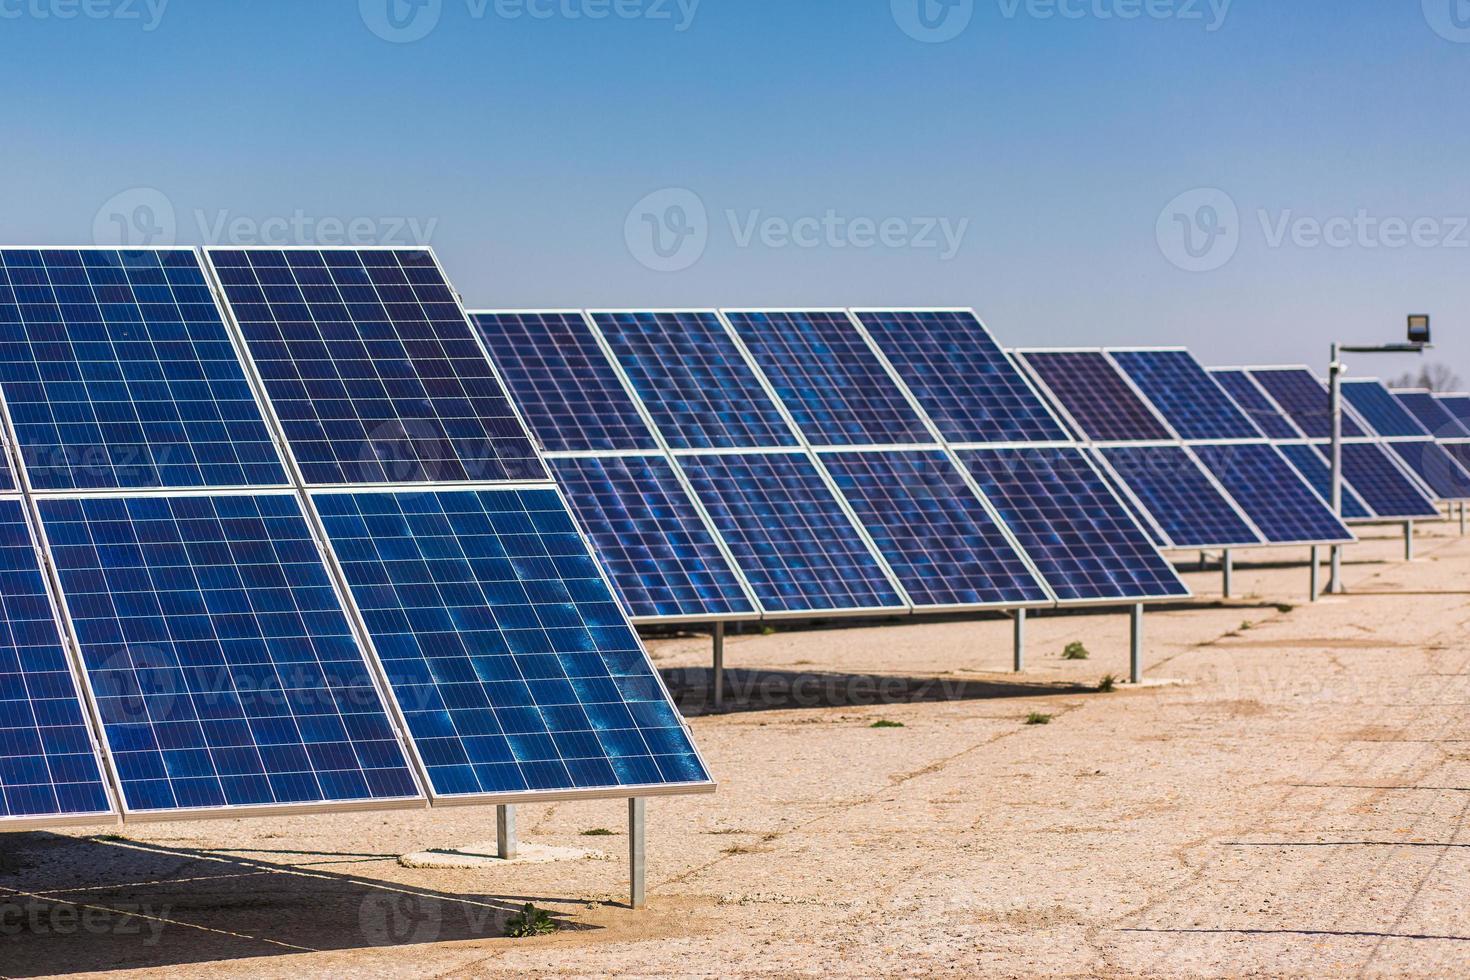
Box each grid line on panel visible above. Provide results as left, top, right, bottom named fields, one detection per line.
left=1019, top=351, right=1174, bottom=443
left=1110, top=350, right=1263, bottom=442
left=1385, top=440, right=1470, bottom=500
left=207, top=249, right=543, bottom=486
left=1098, top=446, right=1262, bottom=549
left=1276, top=444, right=1374, bottom=521
left=313, top=488, right=710, bottom=799
left=1435, top=395, right=1470, bottom=434
left=0, top=249, right=287, bottom=491
left=1249, top=369, right=1365, bottom=440
left=1190, top=444, right=1353, bottom=545
left=1341, top=380, right=1430, bottom=439
left=1208, top=369, right=1304, bottom=441
left=1393, top=390, right=1470, bottom=439
left=1333, top=442, right=1440, bottom=518
left=1087, top=450, right=1169, bottom=548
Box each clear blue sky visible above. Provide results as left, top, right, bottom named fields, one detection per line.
left=4, top=1, right=1469, bottom=381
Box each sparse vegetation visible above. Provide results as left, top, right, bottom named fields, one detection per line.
left=870, top=720, right=905, bottom=729
left=1275, top=603, right=1295, bottom=614
left=1097, top=674, right=1118, bottom=693
left=580, top=828, right=614, bottom=837
left=1062, top=642, right=1090, bottom=661
left=1239, top=621, right=1253, bottom=632
left=760, top=626, right=777, bottom=636
left=505, top=903, right=558, bottom=938
left=1025, top=712, right=1053, bottom=726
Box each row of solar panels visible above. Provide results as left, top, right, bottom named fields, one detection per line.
left=0, top=247, right=712, bottom=830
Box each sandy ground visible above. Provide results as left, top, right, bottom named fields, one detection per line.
left=3, top=523, right=1470, bottom=978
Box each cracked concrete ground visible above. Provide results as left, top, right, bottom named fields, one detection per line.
left=2, top=524, right=1468, bottom=977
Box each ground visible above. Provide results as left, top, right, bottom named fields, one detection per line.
left=3, top=524, right=1469, bottom=978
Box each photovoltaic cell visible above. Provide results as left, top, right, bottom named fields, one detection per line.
left=1249, top=369, right=1364, bottom=439
left=1443, top=443, right=1470, bottom=477
left=207, top=249, right=544, bottom=486
left=39, top=493, right=422, bottom=815
left=471, top=312, right=656, bottom=453
left=1191, top=444, right=1354, bottom=544
left=1276, top=444, right=1373, bottom=521
left=314, top=489, right=710, bottom=798
left=822, top=450, right=1050, bottom=608
left=1020, top=351, right=1173, bottom=442
left=0, top=249, right=286, bottom=491
left=723, top=311, right=933, bottom=447
left=850, top=311, right=1069, bottom=444
left=956, top=448, right=1189, bottom=602
left=1110, top=350, right=1262, bottom=441
left=1341, top=380, right=1429, bottom=438
left=548, top=456, right=755, bottom=621
left=590, top=312, right=798, bottom=450
left=1098, top=446, right=1261, bottom=548
left=1394, top=390, right=1470, bottom=438
left=1386, top=441, right=1470, bottom=500
left=1435, top=395, right=1470, bottom=433
left=679, top=453, right=905, bottom=614
left=1088, top=450, right=1166, bottom=548
left=0, top=498, right=112, bottom=823
left=1210, top=369, right=1303, bottom=440
left=1335, top=442, right=1440, bottom=518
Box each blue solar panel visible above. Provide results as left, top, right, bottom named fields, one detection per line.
left=314, top=489, right=710, bottom=798
left=207, top=249, right=544, bottom=486
left=1191, top=444, right=1353, bottom=544
left=1436, top=395, right=1470, bottom=434
left=1249, top=369, right=1364, bottom=439
left=1099, top=446, right=1261, bottom=548
left=822, top=450, right=1050, bottom=608
left=1336, top=442, right=1440, bottom=518
left=1209, top=369, right=1303, bottom=440
left=0, top=249, right=286, bottom=491
left=39, top=492, right=423, bottom=814
left=956, top=448, right=1189, bottom=602
left=0, top=498, right=113, bottom=823
left=1341, top=381, right=1429, bottom=438
left=723, top=311, right=934, bottom=447
left=1443, top=442, right=1470, bottom=478
left=1020, top=352, right=1173, bottom=442
left=1110, top=350, right=1262, bottom=441
left=471, top=312, right=657, bottom=453
left=548, top=456, right=755, bottom=621
left=1276, top=444, right=1373, bottom=521
left=1386, top=441, right=1470, bottom=500
left=850, top=311, right=1069, bottom=444
left=1394, top=390, right=1470, bottom=438
left=1088, top=450, right=1167, bottom=547
left=679, top=453, right=906, bottom=614
left=590, top=312, right=798, bottom=450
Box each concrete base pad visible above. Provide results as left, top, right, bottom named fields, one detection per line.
left=1128, top=678, right=1187, bottom=689
left=398, top=841, right=610, bottom=869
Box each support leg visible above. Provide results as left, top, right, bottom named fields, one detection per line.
left=1329, top=543, right=1344, bottom=595
left=1461, top=502, right=1466, bottom=537
left=1129, top=604, right=1143, bottom=685
left=1405, top=521, right=1414, bottom=562
left=497, top=805, right=517, bottom=860
left=1222, top=549, right=1233, bottom=599
left=1309, top=546, right=1320, bottom=603
left=1013, top=609, right=1026, bottom=673
left=711, top=622, right=725, bottom=713
left=628, top=797, right=646, bottom=910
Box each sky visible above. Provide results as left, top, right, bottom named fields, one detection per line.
left=2, top=0, right=1469, bottom=382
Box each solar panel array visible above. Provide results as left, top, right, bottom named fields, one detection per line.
left=1338, top=380, right=1470, bottom=502
left=1394, top=390, right=1470, bottom=439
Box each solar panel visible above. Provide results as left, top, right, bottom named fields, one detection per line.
left=1087, top=450, right=1167, bottom=547
left=956, top=448, right=1189, bottom=602
left=678, top=452, right=907, bottom=615
left=0, top=248, right=286, bottom=491
left=1209, top=369, right=1304, bottom=440
left=206, top=249, right=544, bottom=486
left=314, top=488, right=711, bottom=798
left=1191, top=444, right=1354, bottom=544
left=0, top=497, right=113, bottom=825
left=1332, top=443, right=1439, bottom=518
left=1248, top=368, right=1365, bottom=439
left=1435, top=394, right=1470, bottom=433
left=38, top=492, right=423, bottom=815
left=849, top=310, right=1069, bottom=444
left=1385, top=441, right=1470, bottom=500
left=589, top=311, right=798, bottom=450
left=1393, top=390, right=1470, bottom=439
left=1019, top=351, right=1173, bottom=442
left=1276, top=444, right=1374, bottom=521
left=1341, top=380, right=1429, bottom=438
left=1110, top=350, right=1262, bottom=441
left=822, top=450, right=1050, bottom=608
left=722, top=311, right=934, bottom=447
left=1443, top=442, right=1470, bottom=477
left=471, top=312, right=657, bottom=453
left=1097, top=446, right=1261, bottom=548
left=548, top=456, right=756, bottom=622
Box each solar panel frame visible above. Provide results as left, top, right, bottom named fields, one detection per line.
left=1092, top=445, right=1265, bottom=550
left=1275, top=443, right=1375, bottom=521
left=1384, top=440, right=1470, bottom=501
left=1189, top=443, right=1356, bottom=546
left=1248, top=367, right=1369, bottom=440
left=1108, top=348, right=1266, bottom=442
left=1392, top=389, right=1470, bottom=439
left=1013, top=348, right=1177, bottom=444
left=1434, top=394, right=1470, bottom=435
left=1330, top=442, right=1441, bottom=519
left=1208, top=368, right=1308, bottom=441
left=1340, top=379, right=1432, bottom=439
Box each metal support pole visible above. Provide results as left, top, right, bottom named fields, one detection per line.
left=628, top=797, right=646, bottom=909
left=1222, top=549, right=1233, bottom=599
left=1013, top=609, right=1025, bottom=673
left=497, top=805, right=517, bottom=860
left=1309, top=546, right=1320, bottom=602
left=1328, top=344, right=1346, bottom=594
left=1405, top=521, right=1414, bottom=562
left=1129, top=604, right=1143, bottom=685
left=711, top=622, right=725, bottom=712
left=1461, top=501, right=1466, bottom=536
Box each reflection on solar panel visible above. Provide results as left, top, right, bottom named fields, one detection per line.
left=1249, top=369, right=1364, bottom=439
left=40, top=493, right=422, bottom=814
left=1276, top=444, right=1373, bottom=521
left=471, top=312, right=656, bottom=453
left=1386, top=441, right=1470, bottom=500
left=1191, top=444, right=1354, bottom=544
left=1444, top=443, right=1470, bottom=477
left=1394, top=390, right=1470, bottom=438
left=1436, top=395, right=1470, bottom=433
left=1110, top=350, right=1261, bottom=441
left=1020, top=351, right=1172, bottom=442
left=315, top=489, right=710, bottom=798
left=956, top=448, right=1189, bottom=602
left=1209, top=369, right=1303, bottom=440
left=0, top=249, right=285, bottom=491
left=1335, top=443, right=1439, bottom=518
left=850, top=310, right=1069, bottom=444
left=679, top=453, right=906, bottom=615
left=822, top=450, right=1050, bottom=608
left=590, top=312, right=798, bottom=450
left=548, top=456, right=755, bottom=621
left=207, top=249, right=543, bottom=486
left=1341, top=380, right=1429, bottom=438
left=1098, top=446, right=1261, bottom=548
left=0, top=499, right=112, bottom=824
left=723, top=311, right=933, bottom=447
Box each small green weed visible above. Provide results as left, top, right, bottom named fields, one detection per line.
left=1061, top=642, right=1090, bottom=661
left=1097, top=674, right=1118, bottom=693
left=580, top=828, right=614, bottom=837
left=1025, top=712, right=1053, bottom=726
left=505, top=903, right=558, bottom=938
left=870, top=720, right=905, bottom=729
